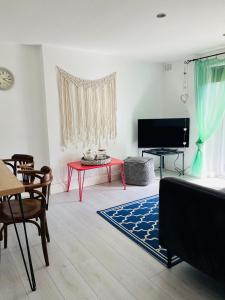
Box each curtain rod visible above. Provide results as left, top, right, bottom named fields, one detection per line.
left=184, top=51, right=225, bottom=64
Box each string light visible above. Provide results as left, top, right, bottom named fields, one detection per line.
left=180, top=62, right=189, bottom=104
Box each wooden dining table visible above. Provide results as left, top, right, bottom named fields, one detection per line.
left=0, top=160, right=36, bottom=291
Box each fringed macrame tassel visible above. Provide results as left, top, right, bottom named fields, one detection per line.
left=56, top=66, right=117, bottom=148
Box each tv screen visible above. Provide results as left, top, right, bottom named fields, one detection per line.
left=138, top=118, right=190, bottom=148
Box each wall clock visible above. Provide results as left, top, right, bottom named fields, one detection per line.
left=0, top=67, right=14, bottom=90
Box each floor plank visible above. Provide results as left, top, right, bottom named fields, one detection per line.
left=1, top=177, right=225, bottom=299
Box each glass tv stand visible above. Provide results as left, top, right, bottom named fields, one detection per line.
left=142, top=148, right=184, bottom=179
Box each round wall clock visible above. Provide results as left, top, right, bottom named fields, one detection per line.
left=0, top=67, right=14, bottom=90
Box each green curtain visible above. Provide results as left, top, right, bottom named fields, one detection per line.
left=192, top=58, right=225, bottom=177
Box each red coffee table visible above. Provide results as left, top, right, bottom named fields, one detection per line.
left=67, top=157, right=126, bottom=201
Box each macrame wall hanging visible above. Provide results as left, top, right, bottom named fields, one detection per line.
left=56, top=66, right=117, bottom=148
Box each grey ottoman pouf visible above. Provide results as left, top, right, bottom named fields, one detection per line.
left=124, top=156, right=155, bottom=186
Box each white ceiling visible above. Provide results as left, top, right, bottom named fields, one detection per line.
left=1, top=0, right=225, bottom=61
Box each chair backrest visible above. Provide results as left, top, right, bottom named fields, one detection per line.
left=3, top=154, right=34, bottom=179
left=40, top=166, right=53, bottom=209
left=12, top=154, right=34, bottom=175
left=22, top=166, right=53, bottom=210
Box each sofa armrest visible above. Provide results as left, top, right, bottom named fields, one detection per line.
left=159, top=177, right=225, bottom=281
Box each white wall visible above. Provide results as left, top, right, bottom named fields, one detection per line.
left=0, top=45, right=49, bottom=167
left=1, top=44, right=223, bottom=189
left=161, top=61, right=197, bottom=174
left=41, top=45, right=164, bottom=192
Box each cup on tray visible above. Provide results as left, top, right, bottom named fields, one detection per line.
left=96, top=149, right=107, bottom=160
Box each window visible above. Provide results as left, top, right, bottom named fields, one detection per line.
left=203, top=64, right=225, bottom=177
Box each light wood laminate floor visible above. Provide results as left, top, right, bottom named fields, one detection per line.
left=1, top=177, right=225, bottom=300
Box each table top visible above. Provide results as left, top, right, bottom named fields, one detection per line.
left=67, top=157, right=124, bottom=171
left=0, top=160, right=25, bottom=197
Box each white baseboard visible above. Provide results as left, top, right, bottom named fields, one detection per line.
left=51, top=173, right=120, bottom=194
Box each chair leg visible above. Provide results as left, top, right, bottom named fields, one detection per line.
left=0, top=226, right=3, bottom=241
left=40, top=216, right=49, bottom=266
left=4, top=225, right=8, bottom=249
left=45, top=219, right=50, bottom=243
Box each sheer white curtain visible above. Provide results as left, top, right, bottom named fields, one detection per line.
left=203, top=118, right=225, bottom=177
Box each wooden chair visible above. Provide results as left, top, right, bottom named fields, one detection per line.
left=3, top=154, right=34, bottom=184
left=0, top=166, right=53, bottom=266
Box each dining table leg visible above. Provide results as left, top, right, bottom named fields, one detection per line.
left=7, top=194, right=36, bottom=291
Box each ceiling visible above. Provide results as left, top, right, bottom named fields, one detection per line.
left=1, top=0, right=225, bottom=62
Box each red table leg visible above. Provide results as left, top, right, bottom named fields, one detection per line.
left=67, top=166, right=73, bottom=192
left=78, top=170, right=85, bottom=201
left=106, top=166, right=112, bottom=183
left=120, top=164, right=126, bottom=190
left=67, top=159, right=126, bottom=201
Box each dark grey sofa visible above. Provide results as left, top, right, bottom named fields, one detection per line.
left=159, top=177, right=225, bottom=283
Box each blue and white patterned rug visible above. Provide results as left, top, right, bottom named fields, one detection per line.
left=97, top=195, right=181, bottom=267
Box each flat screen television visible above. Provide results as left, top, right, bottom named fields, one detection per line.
left=138, top=118, right=190, bottom=148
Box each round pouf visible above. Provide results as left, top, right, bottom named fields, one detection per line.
left=124, top=157, right=155, bottom=186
